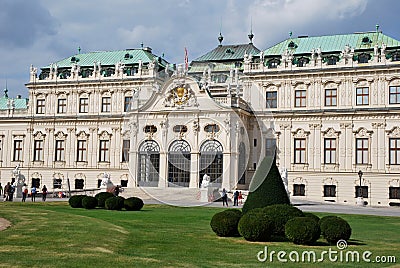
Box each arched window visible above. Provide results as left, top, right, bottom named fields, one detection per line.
left=168, top=140, right=191, bottom=187
left=199, top=140, right=223, bottom=186
left=267, top=59, right=280, bottom=69
left=358, top=53, right=370, bottom=64
left=138, top=140, right=160, bottom=187
left=238, top=142, right=246, bottom=184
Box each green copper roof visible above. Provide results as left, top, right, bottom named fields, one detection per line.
left=0, top=96, right=28, bottom=110
left=42, top=48, right=168, bottom=69
left=193, top=43, right=261, bottom=62
left=263, top=32, right=400, bottom=56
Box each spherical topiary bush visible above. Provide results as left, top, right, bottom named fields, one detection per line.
left=105, top=196, right=125, bottom=210
left=261, top=204, right=304, bottom=236
left=210, top=209, right=242, bottom=237
left=95, top=192, right=115, bottom=208
left=238, top=210, right=273, bottom=242
left=124, top=197, right=144, bottom=211
left=319, top=216, right=352, bottom=244
left=68, top=195, right=87, bottom=208
left=82, top=196, right=98, bottom=209
left=303, top=212, right=320, bottom=223
left=285, top=217, right=321, bottom=245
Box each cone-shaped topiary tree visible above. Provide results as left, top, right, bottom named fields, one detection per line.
left=242, top=156, right=290, bottom=214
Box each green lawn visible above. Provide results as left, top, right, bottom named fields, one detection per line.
left=0, top=202, right=399, bottom=267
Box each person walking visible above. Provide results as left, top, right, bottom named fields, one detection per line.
left=238, top=191, right=243, bottom=205
left=31, top=186, right=37, bottom=202
left=21, top=184, right=28, bottom=202
left=233, top=190, right=239, bottom=206
left=221, top=188, right=228, bottom=207
left=42, top=185, right=48, bottom=201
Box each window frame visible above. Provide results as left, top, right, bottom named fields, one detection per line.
left=33, top=140, right=44, bottom=161
left=76, top=140, right=87, bottom=162
left=356, top=87, right=369, bottom=106
left=101, top=96, right=111, bottom=113
left=294, top=138, right=306, bottom=164
left=389, top=86, right=400, bottom=104
left=325, top=89, right=337, bottom=107
left=324, top=138, right=337, bottom=164
left=36, top=99, right=45, bottom=114
left=356, top=138, right=369, bottom=164
left=79, top=97, right=89, bottom=113
left=389, top=138, right=400, bottom=165
left=323, top=185, right=337, bottom=197
left=266, top=91, right=277, bottom=108
left=124, top=96, right=132, bottom=112
left=13, top=140, right=23, bottom=161
left=294, top=90, right=306, bottom=107
left=57, top=98, right=67, bottom=114
left=293, top=184, right=305, bottom=196
left=99, top=140, right=110, bottom=162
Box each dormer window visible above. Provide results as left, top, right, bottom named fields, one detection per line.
left=267, top=59, right=280, bottom=69
left=225, top=48, right=234, bottom=55
left=392, top=52, right=400, bottom=62
left=358, top=53, right=371, bottom=64
left=288, top=41, right=297, bottom=49
left=362, top=36, right=371, bottom=44
left=327, top=55, right=339, bottom=65
left=296, top=57, right=309, bottom=67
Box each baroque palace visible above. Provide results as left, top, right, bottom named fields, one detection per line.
left=2, top=27, right=400, bottom=206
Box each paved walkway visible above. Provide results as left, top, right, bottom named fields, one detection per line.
left=1, top=195, right=399, bottom=231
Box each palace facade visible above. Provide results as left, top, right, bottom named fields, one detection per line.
left=2, top=29, right=400, bottom=206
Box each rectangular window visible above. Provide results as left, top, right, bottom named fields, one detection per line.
left=99, top=140, right=110, bottom=162
left=101, top=97, right=111, bottom=112
left=389, top=187, right=400, bottom=199
left=390, top=138, right=400, bottom=165
left=266, top=91, right=277, bottom=108
left=325, top=89, right=337, bottom=106
left=295, top=90, right=306, bottom=107
left=79, top=98, right=89, bottom=113
left=55, top=140, right=65, bottom=162
left=124, top=96, right=132, bottom=112
left=57, top=99, right=67, bottom=114
left=121, top=180, right=128, bottom=187
left=389, top=86, right=400, bottom=104
left=33, top=140, right=43, bottom=161
left=254, top=139, right=257, bottom=147
left=265, top=138, right=276, bottom=158
left=77, top=140, right=87, bottom=162
left=53, top=178, right=62, bottom=189
left=122, top=140, right=130, bottom=162
left=356, top=138, right=368, bottom=164
left=324, top=185, right=336, bottom=197
left=294, top=138, right=306, bottom=164
left=324, top=138, right=336, bottom=164
left=355, top=186, right=368, bottom=198
left=356, top=87, right=369, bottom=106
left=75, top=179, right=84, bottom=189
left=13, top=140, right=23, bottom=161
left=293, top=184, right=305, bottom=196
left=36, top=99, right=45, bottom=114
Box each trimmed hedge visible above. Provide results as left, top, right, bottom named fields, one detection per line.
left=82, top=196, right=98, bottom=209
left=261, top=204, right=304, bottom=236
left=124, top=197, right=144, bottom=211
left=242, top=157, right=290, bottom=214
left=95, top=192, right=115, bottom=208
left=238, top=210, right=273, bottom=242
left=210, top=209, right=242, bottom=237
left=105, top=196, right=125, bottom=210
left=303, top=212, right=320, bottom=223
left=68, top=195, right=87, bottom=208
left=319, top=216, right=352, bottom=244
left=285, top=217, right=321, bottom=245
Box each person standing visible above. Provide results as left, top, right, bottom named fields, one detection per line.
left=0, top=183, right=3, bottom=196
left=42, top=185, right=48, bottom=201
left=221, top=188, right=228, bottom=207
left=3, top=182, right=10, bottom=201
left=9, top=184, right=15, bottom=201
left=238, top=191, right=243, bottom=205
left=31, top=186, right=37, bottom=202
left=233, top=190, right=239, bottom=206
left=21, top=184, right=28, bottom=202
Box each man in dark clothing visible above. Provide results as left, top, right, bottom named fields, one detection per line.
left=3, top=182, right=11, bottom=201
left=233, top=190, right=239, bottom=206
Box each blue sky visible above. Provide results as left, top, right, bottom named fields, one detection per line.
left=0, top=0, right=399, bottom=97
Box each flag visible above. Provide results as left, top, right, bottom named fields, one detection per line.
left=184, top=47, right=188, bottom=71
